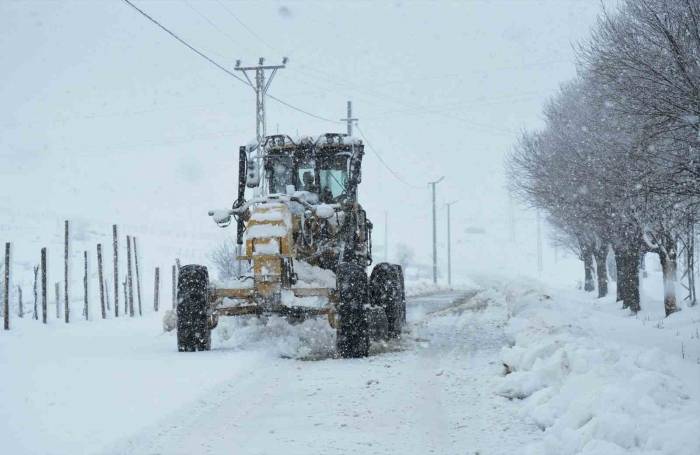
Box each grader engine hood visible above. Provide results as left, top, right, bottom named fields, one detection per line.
left=242, top=202, right=294, bottom=301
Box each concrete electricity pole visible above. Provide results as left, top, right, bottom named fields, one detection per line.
left=429, top=177, right=445, bottom=284
left=340, top=101, right=358, bottom=136
left=234, top=57, right=287, bottom=145
left=234, top=57, right=286, bottom=275
left=384, top=211, right=388, bottom=262
left=536, top=209, right=543, bottom=274
left=446, top=200, right=459, bottom=288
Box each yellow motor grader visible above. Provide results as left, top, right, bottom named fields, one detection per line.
left=177, top=133, right=405, bottom=357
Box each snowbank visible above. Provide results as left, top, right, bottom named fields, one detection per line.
left=497, top=285, right=700, bottom=455
left=404, top=277, right=475, bottom=297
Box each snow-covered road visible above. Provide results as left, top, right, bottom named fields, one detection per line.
left=101, top=290, right=538, bottom=455
left=4, top=281, right=699, bottom=454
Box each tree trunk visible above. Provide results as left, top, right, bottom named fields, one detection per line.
left=582, top=244, right=595, bottom=292
left=613, top=247, right=624, bottom=303
left=658, top=242, right=679, bottom=317
left=593, top=245, right=608, bottom=298
left=616, top=244, right=641, bottom=313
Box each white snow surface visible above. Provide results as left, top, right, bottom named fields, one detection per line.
left=1, top=276, right=698, bottom=454
left=495, top=278, right=700, bottom=455
left=245, top=224, right=288, bottom=239
left=293, top=260, right=337, bottom=289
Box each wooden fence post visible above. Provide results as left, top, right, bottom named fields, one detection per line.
left=172, top=264, right=177, bottom=309
left=112, top=225, right=119, bottom=317
left=33, top=265, right=38, bottom=320
left=153, top=267, right=160, bottom=312
left=97, top=244, right=105, bottom=319
left=17, top=285, right=22, bottom=318
left=134, top=237, right=142, bottom=316
left=126, top=236, right=134, bottom=317
left=64, top=220, right=69, bottom=323
left=104, top=279, right=110, bottom=312
left=41, top=248, right=47, bottom=324
left=54, top=282, right=59, bottom=319
left=83, top=251, right=88, bottom=320
left=122, top=279, right=127, bottom=312
left=4, top=242, right=9, bottom=330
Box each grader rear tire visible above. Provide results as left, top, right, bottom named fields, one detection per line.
left=391, top=264, right=407, bottom=326
left=177, top=265, right=211, bottom=352
left=370, top=263, right=405, bottom=338
left=336, top=262, right=370, bottom=358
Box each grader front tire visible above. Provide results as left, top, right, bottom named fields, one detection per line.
left=177, top=265, right=212, bottom=352
left=336, top=262, right=370, bottom=358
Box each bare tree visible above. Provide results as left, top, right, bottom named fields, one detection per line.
left=210, top=239, right=238, bottom=281
left=394, top=243, right=414, bottom=273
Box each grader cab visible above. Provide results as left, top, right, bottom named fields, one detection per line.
left=177, top=133, right=405, bottom=358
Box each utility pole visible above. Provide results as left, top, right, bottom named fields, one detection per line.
left=234, top=57, right=287, bottom=145
left=536, top=209, right=543, bottom=274
left=384, top=211, right=388, bottom=262
left=429, top=177, right=445, bottom=284
left=235, top=57, right=286, bottom=263
left=446, top=200, right=459, bottom=288
left=340, top=101, right=358, bottom=136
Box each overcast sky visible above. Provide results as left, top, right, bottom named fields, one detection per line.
left=0, top=0, right=610, bottom=276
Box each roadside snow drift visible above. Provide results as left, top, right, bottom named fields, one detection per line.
left=498, top=285, right=700, bottom=455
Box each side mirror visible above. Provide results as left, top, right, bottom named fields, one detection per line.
left=246, top=160, right=260, bottom=187
left=208, top=210, right=232, bottom=228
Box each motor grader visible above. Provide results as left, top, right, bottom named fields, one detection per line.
left=176, top=133, right=405, bottom=358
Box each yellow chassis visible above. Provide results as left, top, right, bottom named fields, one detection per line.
left=208, top=287, right=338, bottom=329
left=209, top=200, right=340, bottom=325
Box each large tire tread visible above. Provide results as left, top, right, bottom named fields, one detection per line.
left=336, top=262, right=370, bottom=358
left=177, top=265, right=211, bottom=352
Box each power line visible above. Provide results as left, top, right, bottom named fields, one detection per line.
left=267, top=94, right=338, bottom=123
left=123, top=0, right=432, bottom=183
left=121, top=0, right=249, bottom=86
left=183, top=0, right=339, bottom=124
left=356, top=124, right=422, bottom=189
left=121, top=0, right=338, bottom=124
left=213, top=0, right=277, bottom=51
left=204, top=0, right=516, bottom=136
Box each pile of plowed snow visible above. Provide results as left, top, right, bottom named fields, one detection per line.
left=215, top=315, right=336, bottom=360
left=497, top=283, right=700, bottom=455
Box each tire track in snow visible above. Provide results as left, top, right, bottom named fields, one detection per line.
left=104, top=289, right=540, bottom=454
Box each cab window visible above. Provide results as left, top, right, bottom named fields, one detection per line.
left=266, top=156, right=293, bottom=194
left=318, top=155, right=349, bottom=201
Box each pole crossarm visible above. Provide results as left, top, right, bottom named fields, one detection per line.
left=234, top=58, right=287, bottom=145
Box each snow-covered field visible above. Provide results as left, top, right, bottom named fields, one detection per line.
left=2, top=274, right=697, bottom=455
